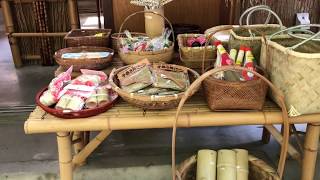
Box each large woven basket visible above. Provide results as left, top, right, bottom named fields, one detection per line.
left=109, top=63, right=200, bottom=110
left=178, top=34, right=215, bottom=69
left=117, top=11, right=174, bottom=64
left=111, top=32, right=147, bottom=53
left=176, top=155, right=280, bottom=180
left=260, top=24, right=320, bottom=116
left=229, top=6, right=283, bottom=64
left=64, top=29, right=111, bottom=47
left=171, top=65, right=291, bottom=180
left=54, top=46, right=114, bottom=71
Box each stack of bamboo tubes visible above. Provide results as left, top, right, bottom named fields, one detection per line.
left=0, top=0, right=79, bottom=67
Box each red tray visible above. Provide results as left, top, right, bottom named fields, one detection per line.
left=35, top=87, right=118, bottom=119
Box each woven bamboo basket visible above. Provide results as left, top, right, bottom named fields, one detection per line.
left=109, top=63, right=200, bottom=110
left=178, top=34, right=215, bottom=69
left=111, top=32, right=147, bottom=52
left=54, top=46, right=114, bottom=71
left=260, top=24, right=320, bottom=116
left=176, top=155, right=280, bottom=180
left=229, top=6, right=284, bottom=64
left=202, top=26, right=268, bottom=111
left=117, top=11, right=174, bottom=64
left=171, top=65, right=291, bottom=180
left=64, top=29, right=112, bottom=47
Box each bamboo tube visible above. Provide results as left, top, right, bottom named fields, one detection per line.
left=144, top=7, right=165, bottom=38
left=264, top=125, right=302, bottom=162
left=1, top=0, right=23, bottom=67
left=217, top=150, right=236, bottom=180
left=56, top=132, right=73, bottom=180
left=196, top=149, right=217, bottom=180
left=8, top=32, right=68, bottom=37
left=72, top=132, right=84, bottom=154
left=67, top=0, right=79, bottom=29
left=72, top=130, right=111, bottom=167
left=233, top=149, right=248, bottom=180
left=301, top=123, right=320, bottom=180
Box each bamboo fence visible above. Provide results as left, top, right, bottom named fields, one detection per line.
left=0, top=0, right=79, bottom=67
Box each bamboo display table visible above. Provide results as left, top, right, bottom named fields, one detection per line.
left=24, top=95, right=320, bottom=180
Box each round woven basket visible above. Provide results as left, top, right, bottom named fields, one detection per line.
left=111, top=32, right=147, bottom=52
left=54, top=46, right=114, bottom=71
left=109, top=64, right=200, bottom=110
left=117, top=10, right=174, bottom=64
left=176, top=154, right=280, bottom=180
left=64, top=29, right=112, bottom=47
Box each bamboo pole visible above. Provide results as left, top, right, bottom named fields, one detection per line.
left=72, top=130, right=111, bottom=167
left=22, top=55, right=41, bottom=60
left=1, top=0, right=23, bottom=67
left=8, top=32, right=68, bottom=37
left=301, top=123, right=320, bottom=180
left=57, top=132, right=73, bottom=180
left=72, top=132, right=84, bottom=154
left=10, top=0, right=65, bottom=3
left=67, top=0, right=79, bottom=29
left=264, top=125, right=302, bottom=163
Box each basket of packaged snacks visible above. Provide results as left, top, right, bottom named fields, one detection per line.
left=109, top=61, right=199, bottom=110
left=54, top=46, right=114, bottom=71
left=177, top=33, right=216, bottom=69
left=260, top=24, right=320, bottom=116
left=229, top=5, right=284, bottom=63
left=117, top=11, right=174, bottom=64
left=171, top=64, right=290, bottom=180
left=36, top=67, right=118, bottom=119
left=111, top=32, right=147, bottom=52
left=64, top=29, right=112, bottom=47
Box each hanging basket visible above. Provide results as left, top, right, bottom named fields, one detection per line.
left=176, top=155, right=280, bottom=180
left=54, top=46, right=114, bottom=71
left=117, top=10, right=174, bottom=64
left=109, top=63, right=199, bottom=110
left=64, top=29, right=112, bottom=47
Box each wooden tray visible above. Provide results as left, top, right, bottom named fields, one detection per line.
left=35, top=87, right=118, bottom=119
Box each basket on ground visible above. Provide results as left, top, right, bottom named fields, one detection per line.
left=54, top=46, right=114, bottom=71
left=64, top=29, right=112, bottom=47
left=109, top=64, right=200, bottom=110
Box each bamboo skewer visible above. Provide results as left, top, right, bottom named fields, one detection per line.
left=57, top=132, right=73, bottom=180
left=72, top=130, right=111, bottom=167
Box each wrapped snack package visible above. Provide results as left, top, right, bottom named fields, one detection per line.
left=40, top=66, right=73, bottom=106
left=97, top=88, right=110, bottom=105
left=85, top=90, right=98, bottom=109
left=152, top=69, right=190, bottom=91
left=137, top=87, right=168, bottom=95
left=66, top=96, right=85, bottom=111
left=117, top=64, right=154, bottom=93
left=55, top=94, right=72, bottom=110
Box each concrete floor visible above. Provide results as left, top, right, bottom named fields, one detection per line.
left=0, top=10, right=319, bottom=180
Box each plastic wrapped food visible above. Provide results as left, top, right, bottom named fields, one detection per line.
left=96, top=88, right=110, bottom=105
left=137, top=87, right=168, bottom=95
left=85, top=90, right=98, bottom=109
left=152, top=69, right=190, bottom=91
left=55, top=94, right=72, bottom=110
left=118, top=64, right=154, bottom=93
left=66, top=96, right=85, bottom=111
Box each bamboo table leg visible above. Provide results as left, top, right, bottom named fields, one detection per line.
left=72, top=132, right=85, bottom=154
left=57, top=132, right=73, bottom=180
left=301, top=123, right=320, bottom=180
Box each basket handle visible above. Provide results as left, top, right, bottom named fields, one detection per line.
left=172, top=66, right=290, bottom=180
left=268, top=24, right=320, bottom=50
left=117, top=10, right=175, bottom=43
left=239, top=5, right=272, bottom=26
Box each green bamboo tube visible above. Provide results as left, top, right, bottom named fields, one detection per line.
left=196, top=149, right=217, bottom=180
left=217, top=149, right=236, bottom=180
left=233, top=149, right=249, bottom=180
left=1, top=0, right=23, bottom=67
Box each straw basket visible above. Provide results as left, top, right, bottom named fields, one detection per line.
left=176, top=155, right=280, bottom=180
left=64, top=29, right=112, bottom=47
left=117, top=11, right=174, bottom=64
left=111, top=32, right=147, bottom=52
left=260, top=24, right=320, bottom=116
left=171, top=65, right=290, bottom=180
left=229, top=6, right=284, bottom=63
left=178, top=34, right=216, bottom=69
left=109, top=63, right=199, bottom=110
left=202, top=26, right=268, bottom=111
left=54, top=46, right=114, bottom=71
